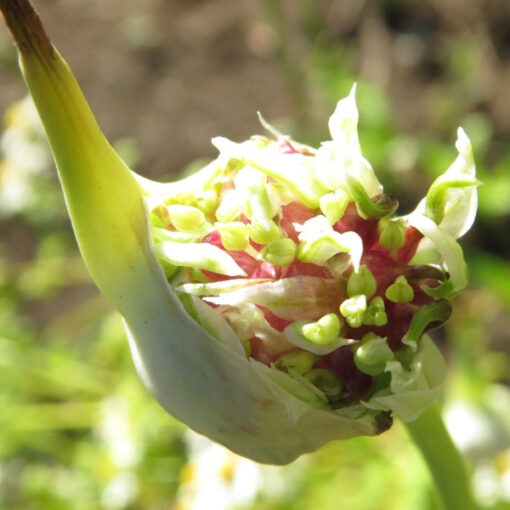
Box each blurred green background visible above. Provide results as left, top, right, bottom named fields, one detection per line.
left=1, top=0, right=510, bottom=508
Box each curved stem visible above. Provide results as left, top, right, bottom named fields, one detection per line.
left=403, top=403, right=479, bottom=510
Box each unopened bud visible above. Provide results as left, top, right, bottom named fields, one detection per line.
left=168, top=204, right=206, bottom=232
left=354, top=333, right=394, bottom=376
left=347, top=265, right=377, bottom=298
left=302, top=313, right=342, bottom=345
left=364, top=297, right=388, bottom=326
left=250, top=219, right=282, bottom=244
left=218, top=222, right=250, bottom=251
left=320, top=189, right=349, bottom=224
left=386, top=275, right=414, bottom=303
left=276, top=350, right=317, bottom=375
left=339, top=294, right=367, bottom=328
left=378, top=218, right=406, bottom=252
left=261, top=237, right=296, bottom=266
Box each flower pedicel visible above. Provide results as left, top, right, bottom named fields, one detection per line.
left=0, top=0, right=479, bottom=464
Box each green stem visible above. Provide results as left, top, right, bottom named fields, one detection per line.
left=403, top=403, right=479, bottom=510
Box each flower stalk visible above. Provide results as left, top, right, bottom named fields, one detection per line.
left=404, top=403, right=479, bottom=510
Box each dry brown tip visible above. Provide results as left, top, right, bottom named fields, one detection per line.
left=0, top=0, right=54, bottom=61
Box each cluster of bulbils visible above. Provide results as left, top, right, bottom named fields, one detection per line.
left=147, top=87, right=478, bottom=429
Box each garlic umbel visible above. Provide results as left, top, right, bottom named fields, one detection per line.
left=0, top=0, right=479, bottom=465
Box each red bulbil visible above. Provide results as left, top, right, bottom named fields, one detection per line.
left=280, top=202, right=316, bottom=242
left=334, top=203, right=379, bottom=248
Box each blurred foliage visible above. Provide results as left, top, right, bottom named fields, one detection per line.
left=2, top=0, right=510, bottom=509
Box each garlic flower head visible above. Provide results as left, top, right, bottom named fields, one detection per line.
left=0, top=0, right=479, bottom=465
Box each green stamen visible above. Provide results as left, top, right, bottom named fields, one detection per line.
left=339, top=294, right=367, bottom=328
left=261, top=237, right=296, bottom=266
left=347, top=264, right=377, bottom=298
left=354, top=333, right=394, bottom=376
left=275, top=350, right=317, bottom=375
left=386, top=275, right=414, bottom=303
left=301, top=313, right=342, bottom=345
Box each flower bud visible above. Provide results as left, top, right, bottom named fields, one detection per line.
left=260, top=238, right=297, bottom=267
left=218, top=222, right=250, bottom=251
left=385, top=275, right=414, bottom=303
left=378, top=218, right=406, bottom=252
left=354, top=333, right=394, bottom=376
left=347, top=264, right=377, bottom=298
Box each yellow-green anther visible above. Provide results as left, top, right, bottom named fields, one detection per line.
left=385, top=275, right=414, bottom=303
left=402, top=299, right=452, bottom=350
left=302, top=313, right=342, bottom=345
left=305, top=369, right=343, bottom=399
left=320, top=189, right=349, bottom=224
left=168, top=204, right=205, bottom=232
left=363, top=297, right=388, bottom=327
left=249, top=219, right=282, bottom=244
left=195, top=190, right=218, bottom=215
left=339, top=294, right=367, bottom=328
left=347, top=265, right=377, bottom=298
left=276, top=350, right=317, bottom=375
left=261, top=237, right=296, bottom=266
left=218, top=222, right=250, bottom=251
left=354, top=333, right=394, bottom=376
left=378, top=218, right=406, bottom=252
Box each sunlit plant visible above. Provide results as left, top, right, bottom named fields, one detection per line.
left=0, top=1, right=480, bottom=508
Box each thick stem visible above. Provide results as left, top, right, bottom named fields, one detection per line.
left=403, top=403, right=479, bottom=510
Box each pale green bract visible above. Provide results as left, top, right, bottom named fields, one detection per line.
left=3, top=1, right=477, bottom=465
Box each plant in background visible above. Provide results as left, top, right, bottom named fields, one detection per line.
left=0, top=0, right=480, bottom=508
